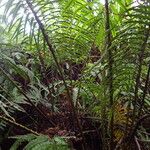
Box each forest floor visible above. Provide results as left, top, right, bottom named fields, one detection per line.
left=0, top=100, right=102, bottom=150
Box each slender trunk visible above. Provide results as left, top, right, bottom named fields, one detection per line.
left=105, top=0, right=114, bottom=149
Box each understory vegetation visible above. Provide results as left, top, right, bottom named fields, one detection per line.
left=0, top=0, right=150, bottom=150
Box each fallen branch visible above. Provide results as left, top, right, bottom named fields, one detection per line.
left=0, top=115, right=40, bottom=136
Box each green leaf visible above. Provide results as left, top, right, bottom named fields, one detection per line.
left=23, top=135, right=49, bottom=150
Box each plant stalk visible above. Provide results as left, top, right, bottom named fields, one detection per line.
left=138, top=63, right=150, bottom=117
left=133, top=26, right=150, bottom=119
left=105, top=0, right=114, bottom=149
left=25, top=0, right=86, bottom=149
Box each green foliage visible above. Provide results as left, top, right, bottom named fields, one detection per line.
left=0, top=0, right=149, bottom=149
left=10, top=134, right=69, bottom=150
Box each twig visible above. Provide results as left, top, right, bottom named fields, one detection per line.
left=0, top=115, right=40, bottom=136
left=138, top=130, right=150, bottom=136
left=114, top=137, right=124, bottom=150
left=134, top=136, right=141, bottom=150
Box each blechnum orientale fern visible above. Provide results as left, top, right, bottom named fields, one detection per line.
left=0, top=0, right=150, bottom=150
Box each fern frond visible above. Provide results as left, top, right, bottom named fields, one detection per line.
left=10, top=134, right=69, bottom=150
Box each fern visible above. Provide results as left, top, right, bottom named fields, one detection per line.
left=0, top=0, right=150, bottom=149
left=10, top=134, right=69, bottom=150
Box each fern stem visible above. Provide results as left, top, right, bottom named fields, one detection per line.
left=25, top=1, right=86, bottom=149
left=0, top=115, right=40, bottom=136
left=138, top=63, right=150, bottom=117
left=123, top=114, right=150, bottom=146
left=34, top=33, right=56, bottom=112
left=105, top=0, right=114, bottom=149
left=133, top=26, right=150, bottom=119
left=122, top=26, right=150, bottom=147
left=25, top=0, right=74, bottom=123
